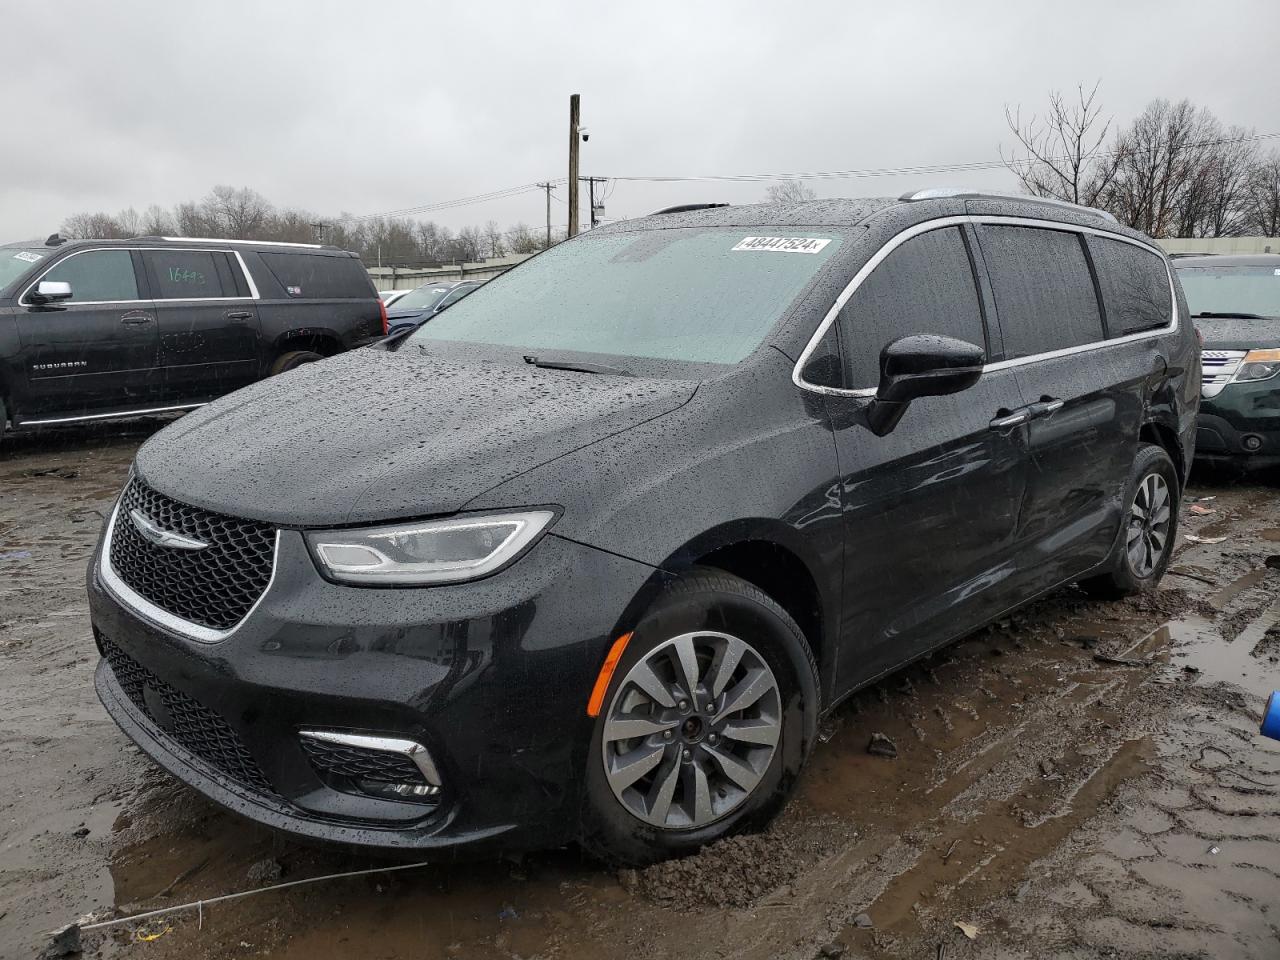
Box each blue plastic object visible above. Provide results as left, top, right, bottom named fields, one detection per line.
left=1262, top=692, right=1280, bottom=741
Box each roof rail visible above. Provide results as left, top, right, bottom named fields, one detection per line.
left=650, top=203, right=729, bottom=216
left=898, top=188, right=1119, bottom=225
left=127, top=236, right=330, bottom=249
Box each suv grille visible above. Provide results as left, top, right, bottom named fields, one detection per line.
left=300, top=738, right=428, bottom=785
left=100, top=634, right=274, bottom=795
left=108, top=477, right=276, bottom=631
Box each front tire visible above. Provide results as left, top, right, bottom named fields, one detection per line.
left=1079, top=443, right=1180, bottom=599
left=269, top=350, right=325, bottom=375
left=579, top=568, right=819, bottom=865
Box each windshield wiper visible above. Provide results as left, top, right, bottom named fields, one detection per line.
left=1192, top=311, right=1272, bottom=320
left=523, top=355, right=631, bottom=376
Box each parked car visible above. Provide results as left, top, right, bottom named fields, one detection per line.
left=0, top=236, right=385, bottom=435
left=384, top=279, right=484, bottom=334
left=88, top=192, right=1197, bottom=864
left=380, top=289, right=410, bottom=307
left=1174, top=253, right=1280, bottom=470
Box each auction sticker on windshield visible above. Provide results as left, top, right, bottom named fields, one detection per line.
left=732, top=237, right=832, bottom=254
left=13, top=252, right=42, bottom=263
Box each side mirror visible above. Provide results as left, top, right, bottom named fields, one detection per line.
left=866, top=334, right=984, bottom=435
left=31, top=280, right=73, bottom=304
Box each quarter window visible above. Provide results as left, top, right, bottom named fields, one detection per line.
left=1087, top=236, right=1172, bottom=336
left=979, top=226, right=1104, bottom=357
left=145, top=250, right=232, bottom=299
left=36, top=250, right=139, bottom=302
left=836, top=227, right=986, bottom=387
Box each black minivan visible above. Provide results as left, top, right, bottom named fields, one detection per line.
left=88, top=193, right=1198, bottom=864
left=0, top=236, right=385, bottom=434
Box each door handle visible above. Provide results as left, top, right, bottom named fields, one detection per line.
left=120, top=313, right=153, bottom=326
left=1027, top=398, right=1066, bottom=419
left=225, top=311, right=253, bottom=322
left=990, top=408, right=1033, bottom=430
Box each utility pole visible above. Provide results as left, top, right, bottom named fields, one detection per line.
left=537, top=182, right=554, bottom=248
left=581, top=177, right=607, bottom=228
left=568, top=93, right=581, bottom=237
left=311, top=221, right=325, bottom=243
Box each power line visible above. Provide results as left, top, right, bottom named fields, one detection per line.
left=334, top=180, right=566, bottom=224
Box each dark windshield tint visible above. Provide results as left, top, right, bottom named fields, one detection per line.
left=411, top=228, right=842, bottom=364
left=259, top=252, right=372, bottom=299
left=1176, top=264, right=1280, bottom=319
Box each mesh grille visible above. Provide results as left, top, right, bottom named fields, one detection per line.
left=300, top=737, right=427, bottom=785
left=100, top=635, right=275, bottom=795
left=108, top=477, right=276, bottom=631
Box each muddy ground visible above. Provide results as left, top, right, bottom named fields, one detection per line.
left=2, top=422, right=1279, bottom=960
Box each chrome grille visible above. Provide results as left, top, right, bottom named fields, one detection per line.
left=108, top=477, right=276, bottom=631
left=1200, top=349, right=1247, bottom=399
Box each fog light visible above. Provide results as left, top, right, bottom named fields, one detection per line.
left=357, top=780, right=441, bottom=801
left=1243, top=434, right=1264, bottom=452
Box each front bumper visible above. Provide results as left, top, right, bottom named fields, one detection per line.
left=88, top=525, right=660, bottom=854
left=1195, top=377, right=1280, bottom=468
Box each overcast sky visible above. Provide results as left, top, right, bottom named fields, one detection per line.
left=5, top=0, right=1278, bottom=241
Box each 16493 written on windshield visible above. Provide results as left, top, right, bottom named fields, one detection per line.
left=168, top=266, right=206, bottom=285
left=732, top=236, right=832, bottom=254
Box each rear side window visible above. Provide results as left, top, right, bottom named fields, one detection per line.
left=145, top=250, right=231, bottom=299
left=258, top=252, right=372, bottom=299
left=980, top=226, right=1103, bottom=358
left=1087, top=236, right=1172, bottom=336
left=38, top=250, right=139, bottom=302
left=836, top=226, right=986, bottom=386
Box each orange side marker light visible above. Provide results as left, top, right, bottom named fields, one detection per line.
left=586, top=631, right=633, bottom=717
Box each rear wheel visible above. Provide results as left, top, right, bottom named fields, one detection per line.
left=269, top=350, right=324, bottom=375
left=1080, top=443, right=1179, bottom=599
left=580, top=568, right=819, bottom=865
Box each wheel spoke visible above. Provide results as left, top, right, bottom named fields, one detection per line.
left=670, top=633, right=702, bottom=700
left=717, top=667, right=774, bottom=718
left=721, top=717, right=780, bottom=747
left=1151, top=478, right=1168, bottom=512
left=606, top=741, right=665, bottom=793
left=1126, top=523, right=1144, bottom=545
left=628, top=660, right=677, bottom=709
left=706, top=636, right=746, bottom=698
left=646, top=755, right=681, bottom=824
left=704, top=743, right=762, bottom=792
left=1151, top=505, right=1170, bottom=527
left=604, top=712, right=678, bottom=743
left=688, top=760, right=714, bottom=824
left=1130, top=501, right=1146, bottom=519
left=1128, top=537, right=1146, bottom=570
left=1149, top=527, right=1167, bottom=551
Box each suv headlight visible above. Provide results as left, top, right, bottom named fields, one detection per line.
left=1233, top=348, right=1280, bottom=383
left=305, top=511, right=555, bottom=585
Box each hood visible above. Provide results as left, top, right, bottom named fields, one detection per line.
left=386, top=306, right=430, bottom=322
left=134, top=348, right=696, bottom=526
left=1196, top=316, right=1280, bottom=352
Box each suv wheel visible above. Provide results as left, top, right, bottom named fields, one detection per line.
left=269, top=350, right=325, bottom=375
left=580, top=568, right=818, bottom=865
left=1080, top=442, right=1179, bottom=599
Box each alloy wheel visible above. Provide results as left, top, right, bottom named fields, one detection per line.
left=600, top=631, right=782, bottom=830
left=1127, top=472, right=1171, bottom=577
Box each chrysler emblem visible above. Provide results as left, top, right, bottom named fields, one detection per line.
left=128, top=508, right=209, bottom=551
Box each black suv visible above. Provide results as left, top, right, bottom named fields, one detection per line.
left=88, top=193, right=1198, bottom=864
left=1174, top=254, right=1280, bottom=470
left=0, top=236, right=385, bottom=433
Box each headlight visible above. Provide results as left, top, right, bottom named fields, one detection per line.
left=305, top=511, right=555, bottom=585
left=1234, top=349, right=1280, bottom=383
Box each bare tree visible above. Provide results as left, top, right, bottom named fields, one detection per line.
left=765, top=180, right=817, bottom=204
left=483, top=220, right=506, bottom=258
left=197, top=185, right=273, bottom=239
left=140, top=204, right=174, bottom=235
left=1245, top=151, right=1280, bottom=237
left=1002, top=83, right=1121, bottom=207
left=60, top=211, right=131, bottom=239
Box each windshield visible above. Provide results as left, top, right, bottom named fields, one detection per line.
left=0, top=248, right=48, bottom=293
left=1176, top=264, right=1280, bottom=319
left=392, top=284, right=455, bottom=312
left=408, top=227, right=843, bottom=364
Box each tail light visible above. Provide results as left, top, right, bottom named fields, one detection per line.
left=378, top=298, right=389, bottom=336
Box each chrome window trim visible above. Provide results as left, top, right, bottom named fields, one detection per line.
left=297, top=730, right=443, bottom=786
left=19, top=246, right=260, bottom=306
left=162, top=236, right=323, bottom=249
left=791, top=215, right=1179, bottom=398
left=98, top=492, right=281, bottom=644
left=20, top=402, right=205, bottom=426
